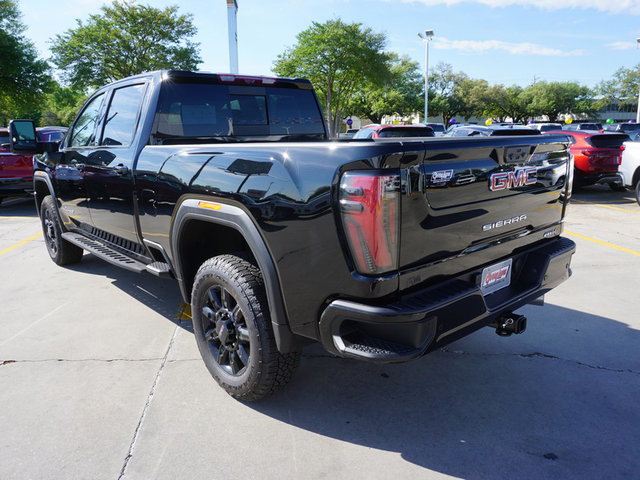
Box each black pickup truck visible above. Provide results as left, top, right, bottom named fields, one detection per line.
left=10, top=70, right=575, bottom=401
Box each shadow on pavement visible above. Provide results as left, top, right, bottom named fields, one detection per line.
left=252, top=303, right=639, bottom=479
left=66, top=253, right=189, bottom=331
left=0, top=196, right=38, bottom=217
left=571, top=184, right=637, bottom=205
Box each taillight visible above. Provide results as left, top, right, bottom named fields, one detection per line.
left=339, top=171, right=400, bottom=275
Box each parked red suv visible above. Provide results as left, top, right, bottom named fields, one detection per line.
left=0, top=126, right=67, bottom=203
left=544, top=130, right=627, bottom=190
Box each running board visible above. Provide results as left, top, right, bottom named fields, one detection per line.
left=62, top=232, right=147, bottom=274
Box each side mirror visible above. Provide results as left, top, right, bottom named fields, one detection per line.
left=9, top=119, right=38, bottom=154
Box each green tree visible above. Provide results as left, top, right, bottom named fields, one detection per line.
left=597, top=64, right=640, bottom=110
left=348, top=54, right=423, bottom=125
left=50, top=0, right=201, bottom=90
left=0, top=0, right=52, bottom=126
left=428, top=63, right=478, bottom=125
left=478, top=84, right=531, bottom=124
left=273, top=19, right=390, bottom=137
left=40, top=83, right=88, bottom=127
left=524, top=81, right=594, bottom=122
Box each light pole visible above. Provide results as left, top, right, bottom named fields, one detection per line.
left=418, top=30, right=434, bottom=123
left=227, top=0, right=239, bottom=74
left=636, top=38, right=640, bottom=123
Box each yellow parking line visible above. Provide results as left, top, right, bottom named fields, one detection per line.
left=0, top=232, right=43, bottom=256
left=571, top=199, right=638, bottom=213
left=565, top=230, right=640, bottom=257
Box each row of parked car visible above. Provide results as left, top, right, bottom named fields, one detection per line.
left=3, top=121, right=640, bottom=206
left=344, top=121, right=640, bottom=204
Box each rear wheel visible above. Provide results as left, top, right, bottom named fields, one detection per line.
left=635, top=179, right=640, bottom=206
left=40, top=195, right=83, bottom=265
left=191, top=254, right=300, bottom=401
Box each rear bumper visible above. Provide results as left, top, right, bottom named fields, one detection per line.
left=577, top=170, right=622, bottom=186
left=319, top=236, right=576, bottom=362
left=592, top=172, right=623, bottom=186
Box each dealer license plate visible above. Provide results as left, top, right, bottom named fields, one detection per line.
left=480, top=258, right=512, bottom=295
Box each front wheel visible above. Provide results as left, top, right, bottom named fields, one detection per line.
left=40, top=195, right=83, bottom=265
left=635, top=179, right=640, bottom=206
left=191, top=254, right=300, bottom=401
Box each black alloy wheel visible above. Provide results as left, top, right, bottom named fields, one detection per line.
left=191, top=254, right=300, bottom=401
left=201, top=283, right=251, bottom=376
left=40, top=195, right=83, bottom=265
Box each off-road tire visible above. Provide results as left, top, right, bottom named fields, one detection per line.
left=191, top=254, right=300, bottom=401
left=40, top=195, right=83, bottom=265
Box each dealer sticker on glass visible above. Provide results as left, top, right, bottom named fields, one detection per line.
left=480, top=258, right=513, bottom=295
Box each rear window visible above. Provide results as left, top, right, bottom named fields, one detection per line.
left=490, top=129, right=540, bottom=136
left=153, top=81, right=325, bottom=143
left=538, top=124, right=562, bottom=132
left=377, top=127, right=434, bottom=138
left=37, top=130, right=66, bottom=142
left=427, top=124, right=445, bottom=133
left=587, top=134, right=629, bottom=148
left=0, top=135, right=10, bottom=144
left=619, top=123, right=640, bottom=132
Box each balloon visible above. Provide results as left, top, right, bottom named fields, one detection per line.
left=485, top=119, right=492, bottom=126
left=564, top=116, right=573, bottom=124
left=606, top=118, right=614, bottom=124
left=450, top=118, right=456, bottom=125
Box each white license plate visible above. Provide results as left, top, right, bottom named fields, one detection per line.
left=480, top=258, right=512, bottom=295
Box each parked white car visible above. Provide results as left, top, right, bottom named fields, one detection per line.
left=619, top=139, right=640, bottom=205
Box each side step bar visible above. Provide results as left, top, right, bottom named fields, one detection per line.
left=61, top=232, right=172, bottom=277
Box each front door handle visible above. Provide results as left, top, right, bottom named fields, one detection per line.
left=113, top=164, right=129, bottom=175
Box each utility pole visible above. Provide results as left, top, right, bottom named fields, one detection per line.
left=636, top=38, right=640, bottom=123
left=418, top=30, right=434, bottom=123
left=227, top=0, right=239, bottom=74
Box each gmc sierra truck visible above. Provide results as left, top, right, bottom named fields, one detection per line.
left=10, top=70, right=576, bottom=401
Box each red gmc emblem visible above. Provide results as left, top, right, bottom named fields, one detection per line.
left=489, top=168, right=537, bottom=191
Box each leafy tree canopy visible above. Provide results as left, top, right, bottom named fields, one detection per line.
left=348, top=53, right=423, bottom=125
left=0, top=0, right=52, bottom=126
left=273, top=19, right=390, bottom=136
left=428, top=63, right=472, bottom=126
left=50, top=0, right=201, bottom=90
left=596, top=64, right=640, bottom=109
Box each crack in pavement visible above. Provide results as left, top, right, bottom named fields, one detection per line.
left=0, top=358, right=164, bottom=365
left=440, top=348, right=640, bottom=375
left=118, top=326, right=179, bottom=480
left=300, top=349, right=640, bottom=376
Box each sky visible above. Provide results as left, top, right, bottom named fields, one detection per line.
left=16, top=0, right=640, bottom=89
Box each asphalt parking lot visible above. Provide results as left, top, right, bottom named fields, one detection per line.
left=1, top=187, right=639, bottom=480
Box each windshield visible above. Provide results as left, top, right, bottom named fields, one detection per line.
left=153, top=80, right=326, bottom=143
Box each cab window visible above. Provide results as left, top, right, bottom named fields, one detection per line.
left=101, top=84, right=146, bottom=147
left=69, top=94, right=105, bottom=148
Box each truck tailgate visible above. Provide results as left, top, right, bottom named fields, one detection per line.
left=399, top=135, right=570, bottom=286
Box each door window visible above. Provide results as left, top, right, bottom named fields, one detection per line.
left=69, top=94, right=105, bottom=148
left=101, top=84, right=146, bottom=147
